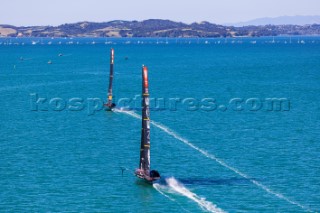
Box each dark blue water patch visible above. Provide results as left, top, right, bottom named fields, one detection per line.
left=177, top=177, right=256, bottom=186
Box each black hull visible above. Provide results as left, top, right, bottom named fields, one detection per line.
left=135, top=174, right=160, bottom=184
left=104, top=103, right=116, bottom=111
left=135, top=168, right=160, bottom=184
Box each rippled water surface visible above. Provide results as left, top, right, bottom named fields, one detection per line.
left=0, top=37, right=319, bottom=212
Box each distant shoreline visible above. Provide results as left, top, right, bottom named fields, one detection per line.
left=1, top=35, right=320, bottom=39
left=1, top=19, right=320, bottom=38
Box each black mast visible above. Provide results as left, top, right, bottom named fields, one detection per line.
left=139, top=65, right=151, bottom=174
left=135, top=65, right=160, bottom=183
left=106, top=48, right=115, bottom=109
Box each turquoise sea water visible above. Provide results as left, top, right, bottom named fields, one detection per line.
left=0, top=37, right=320, bottom=212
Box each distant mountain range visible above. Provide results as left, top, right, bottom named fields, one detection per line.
left=1, top=19, right=320, bottom=38
left=230, top=15, right=320, bottom=27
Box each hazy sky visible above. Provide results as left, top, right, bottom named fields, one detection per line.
left=1, top=0, right=320, bottom=26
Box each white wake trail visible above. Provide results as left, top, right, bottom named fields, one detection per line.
left=165, top=177, right=226, bottom=213
left=117, top=109, right=313, bottom=212
left=150, top=121, right=312, bottom=212
left=153, top=183, right=194, bottom=213
left=153, top=183, right=176, bottom=202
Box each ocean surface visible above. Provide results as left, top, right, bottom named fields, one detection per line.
left=0, top=37, right=319, bottom=212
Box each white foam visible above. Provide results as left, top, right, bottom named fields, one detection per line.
left=154, top=183, right=194, bottom=213
left=153, top=183, right=176, bottom=202
left=165, top=177, right=226, bottom=213
left=118, top=109, right=313, bottom=212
